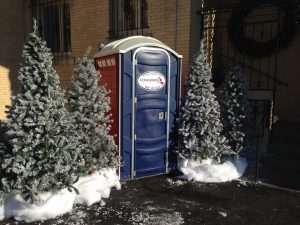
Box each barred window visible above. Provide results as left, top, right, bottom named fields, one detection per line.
left=109, top=0, right=149, bottom=39
left=31, top=0, right=71, bottom=54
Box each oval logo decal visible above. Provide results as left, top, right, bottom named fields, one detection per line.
left=137, top=71, right=166, bottom=91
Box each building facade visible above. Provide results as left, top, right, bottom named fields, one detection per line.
left=0, top=0, right=300, bottom=124
left=0, top=0, right=202, bottom=120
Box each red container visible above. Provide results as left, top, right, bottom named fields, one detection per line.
left=95, top=54, right=119, bottom=144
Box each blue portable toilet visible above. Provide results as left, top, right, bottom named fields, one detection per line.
left=94, top=36, right=182, bottom=180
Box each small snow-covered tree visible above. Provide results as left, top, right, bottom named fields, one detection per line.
left=177, top=40, right=232, bottom=160
left=0, top=20, right=79, bottom=200
left=67, top=52, right=117, bottom=173
left=220, top=65, right=249, bottom=154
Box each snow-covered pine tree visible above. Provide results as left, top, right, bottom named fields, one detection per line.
left=177, top=40, right=233, bottom=160
left=67, top=51, right=117, bottom=174
left=0, top=127, right=8, bottom=203
left=221, top=65, right=249, bottom=154
left=0, top=20, right=80, bottom=201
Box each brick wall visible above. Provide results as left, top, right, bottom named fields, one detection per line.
left=189, top=0, right=202, bottom=62
left=71, top=0, right=110, bottom=58
left=1, top=0, right=298, bottom=122
left=147, top=0, right=201, bottom=93
left=147, top=0, right=190, bottom=90
left=0, top=0, right=30, bottom=120
left=54, top=0, right=111, bottom=89
left=0, top=0, right=201, bottom=120
left=57, top=0, right=199, bottom=91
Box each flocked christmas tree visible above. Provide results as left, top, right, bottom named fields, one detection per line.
left=220, top=65, right=249, bottom=154
left=0, top=125, right=8, bottom=202
left=67, top=50, right=118, bottom=174
left=0, top=20, right=80, bottom=201
left=177, top=40, right=233, bottom=160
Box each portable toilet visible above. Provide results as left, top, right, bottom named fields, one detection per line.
left=93, top=36, right=182, bottom=180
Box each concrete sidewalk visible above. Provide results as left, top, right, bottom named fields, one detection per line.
left=2, top=175, right=300, bottom=225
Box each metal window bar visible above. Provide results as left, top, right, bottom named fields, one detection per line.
left=109, top=0, right=149, bottom=39
left=30, top=0, right=73, bottom=65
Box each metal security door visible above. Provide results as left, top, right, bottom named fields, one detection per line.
left=132, top=48, right=170, bottom=178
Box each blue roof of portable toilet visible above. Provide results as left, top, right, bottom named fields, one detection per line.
left=93, top=36, right=183, bottom=58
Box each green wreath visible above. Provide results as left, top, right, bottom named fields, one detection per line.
left=228, top=0, right=298, bottom=58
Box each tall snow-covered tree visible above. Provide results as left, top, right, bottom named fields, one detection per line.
left=0, top=126, right=8, bottom=202
left=67, top=52, right=117, bottom=173
left=0, top=20, right=80, bottom=200
left=177, top=40, right=232, bottom=160
left=220, top=65, right=249, bottom=154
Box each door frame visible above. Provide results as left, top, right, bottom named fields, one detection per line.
left=131, top=47, right=171, bottom=179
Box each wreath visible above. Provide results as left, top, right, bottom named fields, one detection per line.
left=228, top=0, right=299, bottom=58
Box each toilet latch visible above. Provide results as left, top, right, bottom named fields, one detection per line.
left=159, top=112, right=164, bottom=120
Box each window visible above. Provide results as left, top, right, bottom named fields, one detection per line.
left=109, top=0, right=149, bottom=39
left=31, top=0, right=71, bottom=54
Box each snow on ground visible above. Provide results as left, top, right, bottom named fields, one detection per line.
left=129, top=210, right=184, bottom=225
left=0, top=167, right=121, bottom=222
left=178, top=156, right=248, bottom=182
left=126, top=204, right=184, bottom=225
left=166, top=178, right=186, bottom=186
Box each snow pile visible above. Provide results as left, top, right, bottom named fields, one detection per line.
left=166, top=178, right=186, bottom=187
left=218, top=211, right=227, bottom=217
left=129, top=209, right=184, bottom=225
left=178, top=156, right=247, bottom=182
left=0, top=167, right=120, bottom=222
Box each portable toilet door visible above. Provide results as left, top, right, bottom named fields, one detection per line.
left=94, top=36, right=182, bottom=180
left=134, top=47, right=171, bottom=178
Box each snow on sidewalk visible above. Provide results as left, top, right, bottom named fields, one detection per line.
left=0, top=167, right=121, bottom=222
left=178, top=156, right=248, bottom=182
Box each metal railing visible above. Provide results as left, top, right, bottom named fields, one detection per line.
left=200, top=0, right=299, bottom=180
